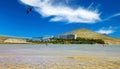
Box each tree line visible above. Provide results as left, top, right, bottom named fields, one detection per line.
left=27, top=37, right=105, bottom=44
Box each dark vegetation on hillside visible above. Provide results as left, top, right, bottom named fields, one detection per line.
left=27, top=38, right=105, bottom=44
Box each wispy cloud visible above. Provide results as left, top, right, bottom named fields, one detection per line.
left=103, top=13, right=120, bottom=21
left=20, top=0, right=101, bottom=23
left=96, top=26, right=115, bottom=34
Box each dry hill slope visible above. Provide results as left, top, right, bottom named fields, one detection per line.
left=66, top=28, right=120, bottom=44
left=0, top=36, right=27, bottom=44
left=0, top=36, right=9, bottom=43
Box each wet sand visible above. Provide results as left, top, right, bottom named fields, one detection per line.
left=0, top=44, right=120, bottom=69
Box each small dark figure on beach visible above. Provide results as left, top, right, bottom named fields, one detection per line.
left=26, top=8, right=32, bottom=14
left=102, top=44, right=107, bottom=47
left=102, top=44, right=105, bottom=47
left=45, top=41, right=48, bottom=46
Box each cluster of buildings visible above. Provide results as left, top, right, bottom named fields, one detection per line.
left=54, top=34, right=77, bottom=40
left=31, top=34, right=77, bottom=41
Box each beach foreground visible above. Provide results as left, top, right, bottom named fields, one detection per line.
left=0, top=56, right=120, bottom=69
left=0, top=44, right=120, bottom=69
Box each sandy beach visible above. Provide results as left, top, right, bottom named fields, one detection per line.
left=0, top=44, right=120, bottom=69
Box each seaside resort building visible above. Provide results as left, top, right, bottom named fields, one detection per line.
left=54, top=34, right=77, bottom=39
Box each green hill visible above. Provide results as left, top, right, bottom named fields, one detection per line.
left=66, top=28, right=120, bottom=44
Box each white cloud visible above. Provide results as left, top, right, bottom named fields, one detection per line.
left=20, top=0, right=101, bottom=23
left=96, top=27, right=115, bottom=34
left=96, top=30, right=114, bottom=34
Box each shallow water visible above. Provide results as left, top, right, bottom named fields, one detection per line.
left=0, top=44, right=120, bottom=56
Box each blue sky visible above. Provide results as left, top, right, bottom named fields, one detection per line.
left=0, top=0, right=120, bottom=38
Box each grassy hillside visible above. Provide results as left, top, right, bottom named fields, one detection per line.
left=66, top=28, right=120, bottom=44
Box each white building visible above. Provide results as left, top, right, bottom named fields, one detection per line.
left=54, top=34, right=77, bottom=39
